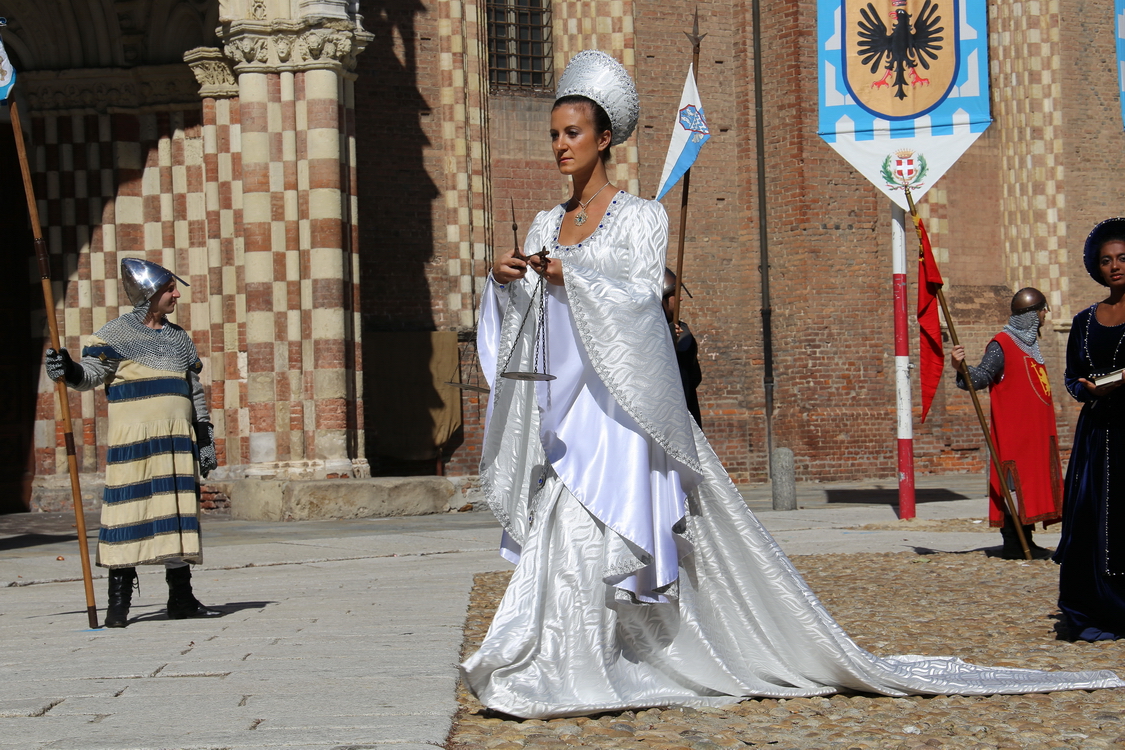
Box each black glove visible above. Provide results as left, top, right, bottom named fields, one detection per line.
left=45, top=348, right=82, bottom=387
left=194, top=422, right=217, bottom=479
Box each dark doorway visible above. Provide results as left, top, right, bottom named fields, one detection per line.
left=0, top=121, right=39, bottom=512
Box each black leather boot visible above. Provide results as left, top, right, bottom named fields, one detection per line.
left=104, top=567, right=137, bottom=628
left=166, top=566, right=222, bottom=619
left=999, top=520, right=1051, bottom=560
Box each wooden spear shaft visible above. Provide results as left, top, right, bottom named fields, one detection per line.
left=671, top=12, right=706, bottom=341
left=903, top=189, right=1032, bottom=561
left=10, top=100, right=100, bottom=625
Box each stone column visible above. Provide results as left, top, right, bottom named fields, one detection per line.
left=205, top=13, right=370, bottom=479
left=185, top=48, right=245, bottom=474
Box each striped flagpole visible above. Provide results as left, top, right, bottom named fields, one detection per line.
left=892, top=203, right=916, bottom=519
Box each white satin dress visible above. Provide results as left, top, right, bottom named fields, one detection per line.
left=459, top=191, right=1123, bottom=719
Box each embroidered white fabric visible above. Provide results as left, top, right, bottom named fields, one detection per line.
left=464, top=192, right=1125, bottom=719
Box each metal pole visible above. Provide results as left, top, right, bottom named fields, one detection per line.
left=670, top=12, right=705, bottom=340
left=750, top=0, right=774, bottom=477
left=10, top=99, right=100, bottom=627
left=891, top=204, right=917, bottom=519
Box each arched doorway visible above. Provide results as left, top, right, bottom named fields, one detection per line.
left=0, top=120, right=37, bottom=512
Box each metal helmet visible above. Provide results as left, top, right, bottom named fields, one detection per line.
left=1011, top=287, right=1047, bottom=314
left=120, top=258, right=189, bottom=306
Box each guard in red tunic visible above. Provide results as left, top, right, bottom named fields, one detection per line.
left=951, top=288, right=1063, bottom=559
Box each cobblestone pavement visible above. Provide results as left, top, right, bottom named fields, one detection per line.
left=449, top=552, right=1125, bottom=749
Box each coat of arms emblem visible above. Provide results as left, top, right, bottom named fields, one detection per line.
left=881, top=149, right=928, bottom=190
left=678, top=104, right=709, bottom=144
left=843, top=0, right=958, bottom=120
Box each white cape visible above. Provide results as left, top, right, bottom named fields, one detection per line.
left=461, top=193, right=1123, bottom=719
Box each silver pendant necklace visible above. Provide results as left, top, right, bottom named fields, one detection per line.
left=573, top=181, right=610, bottom=226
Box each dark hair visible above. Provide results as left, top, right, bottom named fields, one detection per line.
left=1083, top=218, right=1125, bottom=286
left=553, top=95, right=613, bottom=163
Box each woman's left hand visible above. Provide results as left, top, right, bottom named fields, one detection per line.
left=528, top=254, right=564, bottom=286
left=1079, top=377, right=1123, bottom=398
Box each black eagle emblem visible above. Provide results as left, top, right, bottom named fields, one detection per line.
left=856, top=0, right=944, bottom=100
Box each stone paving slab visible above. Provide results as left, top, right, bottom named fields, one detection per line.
left=3, top=539, right=504, bottom=750
left=0, top=476, right=1051, bottom=749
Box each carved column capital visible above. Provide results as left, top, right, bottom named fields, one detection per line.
left=217, top=17, right=372, bottom=75
left=21, top=66, right=202, bottom=114
left=184, top=47, right=240, bottom=99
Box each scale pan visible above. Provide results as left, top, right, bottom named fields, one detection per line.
left=501, top=371, right=557, bottom=382
left=444, top=381, right=491, bottom=394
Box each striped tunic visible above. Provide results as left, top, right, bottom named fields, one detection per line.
left=78, top=332, right=206, bottom=569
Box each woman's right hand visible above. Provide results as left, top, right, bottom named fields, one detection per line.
left=950, top=344, right=966, bottom=370
left=493, top=247, right=528, bottom=285
left=1079, top=377, right=1123, bottom=397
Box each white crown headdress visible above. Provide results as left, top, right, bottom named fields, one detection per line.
left=555, top=50, right=639, bottom=146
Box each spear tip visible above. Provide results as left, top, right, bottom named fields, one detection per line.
left=685, top=7, right=707, bottom=47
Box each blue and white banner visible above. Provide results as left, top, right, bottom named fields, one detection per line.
left=656, top=65, right=710, bottom=201
left=0, top=35, right=15, bottom=103
left=1117, top=0, right=1125, bottom=128
left=818, top=0, right=991, bottom=209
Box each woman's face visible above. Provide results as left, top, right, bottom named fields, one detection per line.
left=1099, top=240, right=1125, bottom=287
left=550, top=103, right=611, bottom=177
left=149, top=280, right=180, bottom=317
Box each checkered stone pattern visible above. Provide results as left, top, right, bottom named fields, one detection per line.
left=916, top=190, right=950, bottom=267
left=989, top=0, right=1069, bottom=319
left=200, top=95, right=248, bottom=471
left=435, top=0, right=641, bottom=334
left=915, top=192, right=950, bottom=329
left=343, top=76, right=365, bottom=456
left=235, top=66, right=364, bottom=479
left=553, top=0, right=640, bottom=194
left=437, top=0, right=494, bottom=330
left=31, top=114, right=114, bottom=478
left=31, top=110, right=212, bottom=480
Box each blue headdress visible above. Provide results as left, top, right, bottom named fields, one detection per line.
left=1083, top=218, right=1125, bottom=286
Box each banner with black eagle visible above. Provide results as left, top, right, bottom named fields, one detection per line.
left=817, top=0, right=991, bottom=209
left=819, top=0, right=989, bottom=421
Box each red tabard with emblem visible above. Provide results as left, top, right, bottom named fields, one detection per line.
left=986, top=332, right=1064, bottom=527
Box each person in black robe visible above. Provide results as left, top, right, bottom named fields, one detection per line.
left=1056, top=217, right=1125, bottom=641
left=662, top=269, right=702, bottom=429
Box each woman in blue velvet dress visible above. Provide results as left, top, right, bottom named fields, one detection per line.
left=1057, top=218, right=1125, bottom=641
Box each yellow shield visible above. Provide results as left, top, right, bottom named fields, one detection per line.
left=844, top=0, right=958, bottom=120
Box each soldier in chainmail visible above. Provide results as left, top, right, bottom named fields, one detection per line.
left=45, top=258, right=221, bottom=628
left=951, top=287, right=1064, bottom=559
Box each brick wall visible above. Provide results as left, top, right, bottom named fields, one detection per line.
left=353, top=0, right=1125, bottom=485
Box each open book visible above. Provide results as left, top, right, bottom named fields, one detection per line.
left=1093, top=369, right=1125, bottom=388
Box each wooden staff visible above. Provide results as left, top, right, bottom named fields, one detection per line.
left=904, top=188, right=1032, bottom=560
left=670, top=10, right=706, bottom=341
left=10, top=99, right=101, bottom=625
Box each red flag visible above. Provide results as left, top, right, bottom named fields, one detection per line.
left=915, top=215, right=944, bottom=423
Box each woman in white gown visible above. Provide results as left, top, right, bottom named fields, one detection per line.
left=459, top=50, right=1123, bottom=719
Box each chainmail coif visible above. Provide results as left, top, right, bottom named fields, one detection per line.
left=90, top=300, right=201, bottom=373
left=1003, top=309, right=1043, bottom=364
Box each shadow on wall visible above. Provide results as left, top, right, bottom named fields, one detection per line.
left=354, top=0, right=456, bottom=474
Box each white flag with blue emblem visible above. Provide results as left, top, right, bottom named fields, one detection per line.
left=0, top=35, right=15, bottom=103
left=656, top=65, right=710, bottom=201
